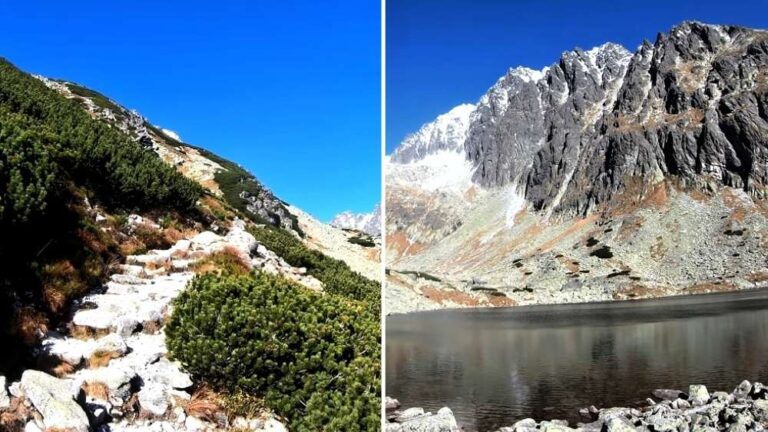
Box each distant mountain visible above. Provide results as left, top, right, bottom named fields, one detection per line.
left=332, top=203, right=381, bottom=235
left=386, top=22, right=768, bottom=313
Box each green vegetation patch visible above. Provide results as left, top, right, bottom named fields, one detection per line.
left=249, top=225, right=380, bottom=305
left=166, top=272, right=380, bottom=432
left=348, top=234, right=376, bottom=248
left=399, top=270, right=442, bottom=282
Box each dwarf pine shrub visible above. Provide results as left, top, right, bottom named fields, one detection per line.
left=249, top=225, right=380, bottom=306
left=166, top=272, right=380, bottom=432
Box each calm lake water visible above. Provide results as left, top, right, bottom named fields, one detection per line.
left=386, top=289, right=768, bottom=432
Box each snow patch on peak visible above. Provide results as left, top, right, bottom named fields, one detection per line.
left=509, top=66, right=547, bottom=83
left=331, top=204, right=381, bottom=236
left=390, top=103, right=476, bottom=164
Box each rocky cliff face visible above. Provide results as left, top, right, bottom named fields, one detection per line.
left=466, top=22, right=768, bottom=217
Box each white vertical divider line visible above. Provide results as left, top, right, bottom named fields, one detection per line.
left=380, top=0, right=387, bottom=425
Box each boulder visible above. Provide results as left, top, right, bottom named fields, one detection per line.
left=20, top=370, right=90, bottom=432
left=604, top=416, right=637, bottom=432
left=141, top=358, right=193, bottom=389
left=688, top=384, right=710, bottom=405
left=0, top=376, right=8, bottom=409
left=394, top=407, right=459, bottom=431
left=385, top=396, right=401, bottom=410
left=138, top=382, right=169, bottom=417
left=652, top=389, right=686, bottom=401
left=395, top=407, right=425, bottom=422
left=733, top=380, right=752, bottom=399
left=265, top=417, right=289, bottom=432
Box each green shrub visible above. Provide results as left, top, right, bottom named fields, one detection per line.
left=248, top=225, right=379, bottom=305
left=348, top=235, right=376, bottom=248
left=0, top=123, right=58, bottom=223
left=166, top=272, right=380, bottom=432
left=0, top=58, right=202, bottom=217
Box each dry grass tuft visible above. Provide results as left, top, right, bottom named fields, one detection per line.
left=184, top=385, right=223, bottom=422
left=192, top=246, right=251, bottom=276
left=684, top=281, right=736, bottom=294
left=69, top=325, right=110, bottom=341
left=82, top=381, right=110, bottom=401
left=14, top=307, right=48, bottom=345
left=0, top=398, right=31, bottom=432
left=88, top=350, right=122, bottom=368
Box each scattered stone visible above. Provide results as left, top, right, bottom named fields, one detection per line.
left=0, top=375, right=9, bottom=409
left=20, top=370, right=90, bottom=432
left=689, top=384, right=710, bottom=405
left=386, top=396, right=401, bottom=410
left=653, top=389, right=686, bottom=401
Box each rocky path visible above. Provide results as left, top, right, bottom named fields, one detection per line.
left=0, top=220, right=303, bottom=431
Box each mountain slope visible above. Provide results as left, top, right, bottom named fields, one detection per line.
left=35, top=75, right=301, bottom=233
left=386, top=22, right=768, bottom=313
left=0, top=58, right=380, bottom=430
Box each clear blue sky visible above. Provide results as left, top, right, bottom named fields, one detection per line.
left=0, top=1, right=380, bottom=222
left=386, top=0, right=768, bottom=153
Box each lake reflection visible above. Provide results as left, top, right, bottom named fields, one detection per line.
left=385, top=289, right=768, bottom=432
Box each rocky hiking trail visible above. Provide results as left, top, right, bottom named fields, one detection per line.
left=0, top=219, right=305, bottom=432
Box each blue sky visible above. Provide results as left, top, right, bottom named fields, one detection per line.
left=0, top=1, right=380, bottom=222
left=386, top=0, right=768, bottom=153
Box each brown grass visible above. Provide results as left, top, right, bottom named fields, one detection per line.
left=747, top=272, right=768, bottom=283
left=487, top=294, right=517, bottom=307
left=184, top=385, right=223, bottom=422
left=69, top=325, right=110, bottom=340
left=420, top=286, right=481, bottom=307
left=14, top=307, right=48, bottom=345
left=613, top=283, right=670, bottom=300
left=88, top=349, right=122, bottom=368
left=385, top=231, right=425, bottom=261
left=82, top=381, right=110, bottom=400
left=41, top=260, right=84, bottom=314
left=684, top=281, right=736, bottom=294
left=141, top=319, right=163, bottom=334
left=0, top=398, right=31, bottom=432
left=192, top=246, right=251, bottom=276
left=539, top=215, right=598, bottom=253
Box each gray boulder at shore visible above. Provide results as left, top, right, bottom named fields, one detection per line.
left=386, top=406, right=461, bottom=431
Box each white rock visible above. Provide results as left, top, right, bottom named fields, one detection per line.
left=0, top=376, right=9, bottom=408
left=225, top=224, right=257, bottom=255
left=185, top=415, right=210, bottom=432
left=689, top=384, right=710, bottom=405
left=141, top=358, right=193, bottom=389
left=9, top=381, right=22, bottom=398
left=139, top=382, right=169, bottom=416
left=191, top=231, right=223, bottom=249
left=24, top=421, right=42, bottom=432
left=173, top=239, right=192, bottom=252
left=265, top=417, right=289, bottom=432
left=397, top=407, right=425, bottom=421
left=385, top=396, right=400, bottom=410
left=20, top=370, right=90, bottom=432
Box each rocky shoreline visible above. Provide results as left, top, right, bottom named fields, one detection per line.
left=386, top=380, right=768, bottom=431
